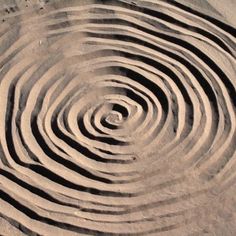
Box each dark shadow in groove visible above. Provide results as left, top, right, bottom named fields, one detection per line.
left=89, top=31, right=222, bottom=114
left=51, top=118, right=129, bottom=163
left=88, top=18, right=235, bottom=108
left=112, top=103, right=129, bottom=118
left=0, top=212, right=39, bottom=236
left=4, top=86, right=131, bottom=196
left=166, top=0, right=236, bottom=37
left=92, top=1, right=233, bottom=54
left=95, top=64, right=169, bottom=114
left=0, top=189, right=111, bottom=235
left=77, top=117, right=125, bottom=145
left=5, top=85, right=27, bottom=166
left=100, top=117, right=118, bottom=130
left=0, top=170, right=79, bottom=208
left=31, top=117, right=112, bottom=184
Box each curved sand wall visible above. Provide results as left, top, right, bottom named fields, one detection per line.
left=0, top=0, right=235, bottom=235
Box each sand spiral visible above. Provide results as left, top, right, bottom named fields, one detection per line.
left=0, top=0, right=235, bottom=235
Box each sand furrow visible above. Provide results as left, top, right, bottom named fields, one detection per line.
left=0, top=0, right=235, bottom=235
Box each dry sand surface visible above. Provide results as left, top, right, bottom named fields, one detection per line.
left=0, top=0, right=236, bottom=235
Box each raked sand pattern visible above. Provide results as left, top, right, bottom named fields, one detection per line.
left=0, top=0, right=236, bottom=235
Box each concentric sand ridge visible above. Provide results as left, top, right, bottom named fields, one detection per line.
left=0, top=0, right=235, bottom=235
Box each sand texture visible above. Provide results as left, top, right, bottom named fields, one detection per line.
left=0, top=0, right=236, bottom=235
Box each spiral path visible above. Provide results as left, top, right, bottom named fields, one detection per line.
left=0, top=0, right=235, bottom=235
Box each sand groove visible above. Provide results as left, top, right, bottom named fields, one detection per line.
left=0, top=0, right=235, bottom=235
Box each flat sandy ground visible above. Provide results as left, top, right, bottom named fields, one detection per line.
left=0, top=0, right=235, bottom=235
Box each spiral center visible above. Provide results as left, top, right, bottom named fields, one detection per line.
left=106, top=111, right=122, bottom=124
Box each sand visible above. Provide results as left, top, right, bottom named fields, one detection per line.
left=0, top=0, right=235, bottom=235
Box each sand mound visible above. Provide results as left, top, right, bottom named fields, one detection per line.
left=0, top=0, right=235, bottom=235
